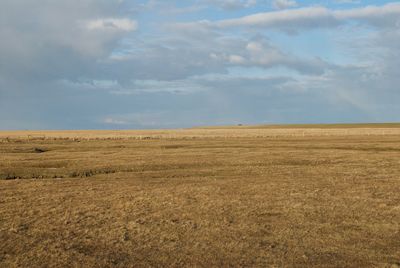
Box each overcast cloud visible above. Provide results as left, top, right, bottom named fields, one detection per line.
left=0, top=0, right=399, bottom=129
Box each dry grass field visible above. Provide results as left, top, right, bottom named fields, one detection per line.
left=1, top=125, right=400, bottom=267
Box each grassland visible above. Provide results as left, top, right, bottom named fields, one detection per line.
left=1, top=126, right=400, bottom=267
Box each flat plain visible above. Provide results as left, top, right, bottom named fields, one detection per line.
left=1, top=125, right=400, bottom=267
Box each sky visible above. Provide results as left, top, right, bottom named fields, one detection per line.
left=1, top=0, right=400, bottom=130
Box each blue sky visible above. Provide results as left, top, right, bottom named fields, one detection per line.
left=1, top=0, right=400, bottom=129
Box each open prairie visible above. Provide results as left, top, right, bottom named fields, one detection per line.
left=1, top=125, right=400, bottom=267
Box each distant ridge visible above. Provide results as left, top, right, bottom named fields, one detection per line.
left=193, top=123, right=400, bottom=129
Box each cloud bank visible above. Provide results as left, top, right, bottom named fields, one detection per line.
left=0, top=1, right=399, bottom=129
left=216, top=2, right=400, bottom=29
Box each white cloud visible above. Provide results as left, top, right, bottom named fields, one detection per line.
left=206, top=0, right=257, bottom=10
left=228, top=55, right=246, bottom=64
left=0, top=0, right=138, bottom=84
left=86, top=18, right=137, bottom=32
left=103, top=117, right=130, bottom=125
left=111, top=79, right=209, bottom=94
left=216, top=2, right=400, bottom=29
left=335, top=2, right=400, bottom=20
left=216, top=6, right=336, bottom=28
left=246, top=41, right=284, bottom=64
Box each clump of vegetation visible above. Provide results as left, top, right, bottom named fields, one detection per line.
left=1, top=174, right=20, bottom=180
left=33, top=148, right=47, bottom=153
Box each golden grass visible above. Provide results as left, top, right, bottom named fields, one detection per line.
left=1, top=127, right=400, bottom=267
left=1, top=124, right=400, bottom=141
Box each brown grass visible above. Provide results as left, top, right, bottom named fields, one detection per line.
left=1, top=127, right=400, bottom=267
